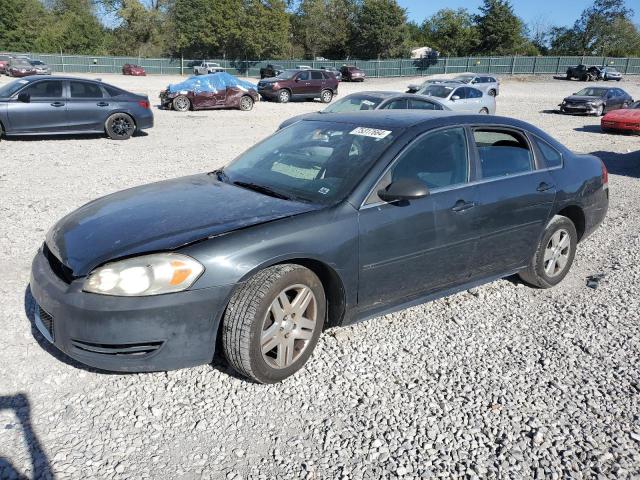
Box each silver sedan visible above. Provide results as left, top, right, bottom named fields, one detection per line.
left=29, top=60, right=52, bottom=75
left=416, top=82, right=496, bottom=114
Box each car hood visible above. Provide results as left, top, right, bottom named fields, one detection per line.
left=46, top=174, right=321, bottom=276
left=603, top=108, right=640, bottom=120
left=564, top=95, right=604, bottom=103
left=279, top=112, right=315, bottom=130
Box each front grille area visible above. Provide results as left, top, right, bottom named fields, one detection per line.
left=37, top=306, right=55, bottom=341
left=70, top=339, right=163, bottom=357
left=43, top=243, right=75, bottom=284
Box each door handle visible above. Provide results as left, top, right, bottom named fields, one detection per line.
left=452, top=200, right=476, bottom=212
left=537, top=182, right=555, bottom=192
left=97, top=102, right=110, bottom=107
left=50, top=102, right=65, bottom=107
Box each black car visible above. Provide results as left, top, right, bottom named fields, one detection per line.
left=559, top=86, right=633, bottom=116
left=566, top=64, right=601, bottom=81
left=30, top=111, right=609, bottom=383
left=278, top=91, right=448, bottom=129
left=260, top=64, right=284, bottom=79
left=320, top=66, right=342, bottom=81
left=0, top=76, right=153, bottom=140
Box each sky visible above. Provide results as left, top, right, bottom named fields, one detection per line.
left=397, top=0, right=640, bottom=28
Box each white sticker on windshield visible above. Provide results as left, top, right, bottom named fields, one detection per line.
left=362, top=100, right=375, bottom=106
left=349, top=127, right=391, bottom=139
left=318, top=187, right=330, bottom=195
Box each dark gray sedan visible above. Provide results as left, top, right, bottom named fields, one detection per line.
left=0, top=76, right=153, bottom=140
left=30, top=111, right=608, bottom=383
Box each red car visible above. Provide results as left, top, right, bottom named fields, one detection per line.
left=7, top=58, right=37, bottom=77
left=340, top=65, right=366, bottom=82
left=0, top=54, right=11, bottom=74
left=122, top=64, right=146, bottom=76
left=601, top=101, right=640, bottom=134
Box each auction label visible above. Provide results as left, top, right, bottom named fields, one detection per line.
left=349, top=127, right=392, bottom=139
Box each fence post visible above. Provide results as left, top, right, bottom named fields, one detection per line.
left=532, top=57, right=537, bottom=75
left=625, top=57, right=630, bottom=74
left=511, top=56, right=516, bottom=75
left=444, top=56, right=448, bottom=74
left=399, top=59, right=402, bottom=77
left=466, top=56, right=470, bottom=72
left=180, top=54, right=184, bottom=76
left=488, top=57, right=492, bottom=73
left=556, top=56, right=561, bottom=74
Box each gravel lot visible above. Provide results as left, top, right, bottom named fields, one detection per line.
left=1, top=72, right=639, bottom=479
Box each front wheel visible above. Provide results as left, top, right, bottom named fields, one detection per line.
left=518, top=215, right=577, bottom=289
left=105, top=113, right=135, bottom=140
left=222, top=264, right=326, bottom=383
left=479, top=107, right=489, bottom=114
left=172, top=95, right=191, bottom=112
left=320, top=89, right=333, bottom=103
left=277, top=89, right=291, bottom=103
left=595, top=105, right=604, bottom=116
left=488, top=89, right=496, bottom=97
left=239, top=95, right=254, bottom=111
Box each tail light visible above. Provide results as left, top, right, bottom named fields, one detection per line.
left=601, top=160, right=608, bottom=187
left=138, top=100, right=150, bottom=109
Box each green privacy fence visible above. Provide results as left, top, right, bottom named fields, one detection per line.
left=10, top=52, right=640, bottom=77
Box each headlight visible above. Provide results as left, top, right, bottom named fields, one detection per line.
left=84, top=253, right=204, bottom=296
left=562, top=100, right=567, bottom=105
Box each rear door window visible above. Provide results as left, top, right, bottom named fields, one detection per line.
left=311, top=71, right=323, bottom=80
left=474, top=129, right=533, bottom=179
left=452, top=87, right=466, bottom=99
left=381, top=99, right=408, bottom=110
left=22, top=80, right=63, bottom=99
left=466, top=88, right=482, bottom=98
left=70, top=81, right=104, bottom=98
left=408, top=99, right=441, bottom=110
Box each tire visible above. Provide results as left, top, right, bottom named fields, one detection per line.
left=172, top=95, right=191, bottom=112
left=479, top=107, right=489, bottom=114
left=0, top=121, right=3, bottom=141
left=222, top=264, right=326, bottom=383
left=239, top=95, right=254, bottom=111
left=616, top=78, right=621, bottom=82
left=595, top=105, right=604, bottom=116
left=488, top=89, right=496, bottom=97
left=518, top=215, right=577, bottom=289
left=277, top=89, right=291, bottom=103
left=320, top=89, right=333, bottom=103
left=105, top=113, right=136, bottom=140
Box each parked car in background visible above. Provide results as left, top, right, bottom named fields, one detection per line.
left=451, top=74, right=500, bottom=96
left=160, top=72, right=258, bottom=112
left=7, top=58, right=37, bottom=77
left=257, top=69, right=338, bottom=103
left=340, top=65, right=366, bottom=82
left=278, top=91, right=449, bottom=130
left=406, top=78, right=450, bottom=93
left=559, top=86, right=633, bottom=116
left=297, top=65, right=312, bottom=70
left=0, top=76, right=153, bottom=140
left=28, top=111, right=608, bottom=382
left=566, top=64, right=601, bottom=81
left=416, top=82, right=496, bottom=114
left=193, top=62, right=224, bottom=75
left=29, top=60, right=52, bottom=75
left=122, top=64, right=146, bottom=76
left=0, top=54, right=12, bottom=74
left=260, top=64, right=284, bottom=79
left=601, top=66, right=622, bottom=81
left=320, top=66, right=342, bottom=81
left=601, top=101, right=640, bottom=133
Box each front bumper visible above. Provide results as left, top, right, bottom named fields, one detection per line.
left=29, top=247, right=234, bottom=372
left=601, top=120, right=640, bottom=132
left=560, top=104, right=600, bottom=115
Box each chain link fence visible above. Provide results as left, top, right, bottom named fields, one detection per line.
left=8, top=53, right=640, bottom=77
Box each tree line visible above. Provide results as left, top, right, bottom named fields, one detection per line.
left=1, top=0, right=639, bottom=59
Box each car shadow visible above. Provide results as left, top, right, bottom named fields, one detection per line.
left=591, top=150, right=640, bottom=178
left=540, top=109, right=562, bottom=115
left=3, top=130, right=148, bottom=141
left=0, top=393, right=54, bottom=480
left=574, top=125, right=605, bottom=133
left=23, top=285, right=129, bottom=375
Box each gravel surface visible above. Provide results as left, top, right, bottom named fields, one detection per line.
left=1, top=73, right=639, bottom=479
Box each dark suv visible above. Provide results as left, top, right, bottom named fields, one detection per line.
left=257, top=69, right=339, bottom=103
left=340, top=65, right=366, bottom=82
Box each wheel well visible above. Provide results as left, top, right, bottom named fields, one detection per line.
left=278, top=258, right=346, bottom=328
left=557, top=205, right=586, bottom=241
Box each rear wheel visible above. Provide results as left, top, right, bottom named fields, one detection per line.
left=277, top=89, right=291, bottom=103
left=239, top=95, right=254, bottom=111
left=222, top=264, right=326, bottom=383
left=172, top=95, right=190, bottom=112
left=479, top=107, right=489, bottom=114
left=488, top=89, right=496, bottom=96
left=105, top=113, right=135, bottom=140
left=519, top=215, right=577, bottom=289
left=320, top=89, right=333, bottom=103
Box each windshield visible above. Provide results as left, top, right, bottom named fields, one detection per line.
left=11, top=60, right=31, bottom=68
left=606, top=67, right=619, bottom=72
left=418, top=84, right=454, bottom=98
left=454, top=75, right=474, bottom=84
left=222, top=120, right=399, bottom=204
left=575, top=87, right=607, bottom=97
left=323, top=95, right=383, bottom=113
left=0, top=79, right=28, bottom=97
left=275, top=70, right=297, bottom=80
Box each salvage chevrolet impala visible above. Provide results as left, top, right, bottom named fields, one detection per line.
left=30, top=111, right=609, bottom=383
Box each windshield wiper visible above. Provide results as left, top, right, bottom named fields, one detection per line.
left=232, top=181, right=292, bottom=201
left=210, top=169, right=229, bottom=183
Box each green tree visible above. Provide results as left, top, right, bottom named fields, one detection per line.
left=421, top=8, right=479, bottom=56
left=0, top=0, right=51, bottom=52
left=475, top=0, right=536, bottom=55
left=105, top=0, right=170, bottom=57
left=351, top=0, right=407, bottom=59
left=238, top=0, right=290, bottom=59
left=40, top=0, right=107, bottom=54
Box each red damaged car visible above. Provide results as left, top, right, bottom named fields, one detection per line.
left=7, top=58, right=37, bottom=77
left=160, top=72, right=259, bottom=112
left=601, top=101, right=640, bottom=134
left=122, top=64, right=146, bottom=76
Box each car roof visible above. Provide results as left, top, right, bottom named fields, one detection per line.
left=343, top=91, right=401, bottom=99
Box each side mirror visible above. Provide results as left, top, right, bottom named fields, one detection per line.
left=17, top=92, right=30, bottom=103
left=378, top=178, right=429, bottom=202
left=451, top=95, right=460, bottom=101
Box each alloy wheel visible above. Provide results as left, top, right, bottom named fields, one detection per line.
left=261, top=284, right=317, bottom=369
left=240, top=96, right=253, bottom=111
left=173, top=96, right=190, bottom=111
left=111, top=115, right=134, bottom=138
left=543, top=229, right=571, bottom=278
